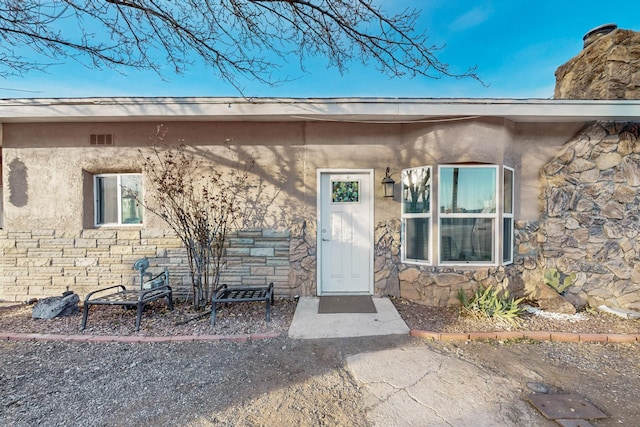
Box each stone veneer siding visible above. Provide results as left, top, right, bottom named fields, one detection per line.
left=288, top=220, right=317, bottom=297
left=539, top=121, right=640, bottom=310
left=0, top=228, right=186, bottom=301
left=218, top=229, right=291, bottom=296
left=0, top=227, right=292, bottom=302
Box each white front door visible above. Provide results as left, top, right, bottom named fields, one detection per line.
left=318, top=171, right=373, bottom=295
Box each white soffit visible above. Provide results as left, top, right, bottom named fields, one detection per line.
left=1, top=97, right=640, bottom=123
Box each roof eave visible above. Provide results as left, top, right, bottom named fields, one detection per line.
left=1, top=97, right=640, bottom=123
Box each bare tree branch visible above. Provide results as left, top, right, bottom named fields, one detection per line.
left=0, top=0, right=480, bottom=90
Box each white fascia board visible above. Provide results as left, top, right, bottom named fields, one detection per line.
left=1, top=97, right=640, bottom=123
left=395, top=98, right=640, bottom=122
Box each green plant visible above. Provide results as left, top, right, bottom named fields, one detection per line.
left=458, top=286, right=525, bottom=326
left=544, top=268, right=576, bottom=294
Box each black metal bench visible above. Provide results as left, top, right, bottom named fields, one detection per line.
left=210, top=283, right=274, bottom=326
left=81, top=260, right=173, bottom=331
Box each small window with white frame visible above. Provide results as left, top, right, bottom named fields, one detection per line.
left=502, top=166, right=514, bottom=265
left=94, top=173, right=143, bottom=226
left=401, top=166, right=432, bottom=264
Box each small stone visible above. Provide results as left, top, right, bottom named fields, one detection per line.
left=527, top=382, right=550, bottom=394
left=567, top=158, right=596, bottom=173
left=596, top=152, right=622, bottom=170
left=612, top=185, right=636, bottom=203
left=622, top=155, right=640, bottom=185
left=547, top=189, right=572, bottom=217
left=433, top=273, right=467, bottom=287
left=398, top=268, right=420, bottom=283
left=602, top=201, right=624, bottom=219
left=597, top=305, right=640, bottom=319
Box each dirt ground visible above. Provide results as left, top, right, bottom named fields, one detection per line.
left=0, top=299, right=639, bottom=426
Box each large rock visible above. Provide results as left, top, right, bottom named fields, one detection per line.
left=534, top=285, right=577, bottom=314
left=523, top=269, right=576, bottom=314
left=32, top=292, right=80, bottom=319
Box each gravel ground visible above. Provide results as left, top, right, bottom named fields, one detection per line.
left=392, top=298, right=640, bottom=335
left=0, top=299, right=298, bottom=337
left=1, top=296, right=638, bottom=337
left=0, top=298, right=639, bottom=426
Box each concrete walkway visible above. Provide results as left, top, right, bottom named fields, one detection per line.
left=287, top=297, right=410, bottom=339
left=285, top=298, right=551, bottom=426
left=284, top=298, right=552, bottom=425
left=345, top=345, right=552, bottom=426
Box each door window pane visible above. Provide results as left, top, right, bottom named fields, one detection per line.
left=332, top=180, right=359, bottom=203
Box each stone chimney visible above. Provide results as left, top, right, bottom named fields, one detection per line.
left=554, top=24, right=640, bottom=99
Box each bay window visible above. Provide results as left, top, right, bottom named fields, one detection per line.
left=401, top=164, right=514, bottom=266
left=94, top=173, right=143, bottom=226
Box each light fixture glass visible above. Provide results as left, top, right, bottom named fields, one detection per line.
left=382, top=167, right=395, bottom=198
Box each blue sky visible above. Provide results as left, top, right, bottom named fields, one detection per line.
left=2, top=0, right=639, bottom=99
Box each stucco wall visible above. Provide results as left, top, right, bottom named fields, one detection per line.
left=0, top=118, right=583, bottom=302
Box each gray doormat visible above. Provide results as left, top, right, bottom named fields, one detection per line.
left=318, top=296, right=377, bottom=314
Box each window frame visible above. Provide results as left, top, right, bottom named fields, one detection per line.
left=400, top=166, right=432, bottom=265
left=438, top=165, right=499, bottom=266
left=400, top=164, right=514, bottom=267
left=502, top=166, right=515, bottom=265
left=93, top=173, right=143, bottom=227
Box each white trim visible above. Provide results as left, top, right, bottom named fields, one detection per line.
left=2, top=97, right=640, bottom=123
left=316, top=168, right=374, bottom=296
left=502, top=166, right=515, bottom=265
left=93, top=173, right=143, bottom=227
left=400, top=166, right=433, bottom=266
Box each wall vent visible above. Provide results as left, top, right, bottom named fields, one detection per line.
left=90, top=134, right=114, bottom=146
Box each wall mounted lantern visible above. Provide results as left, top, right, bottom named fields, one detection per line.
left=382, top=167, right=395, bottom=198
